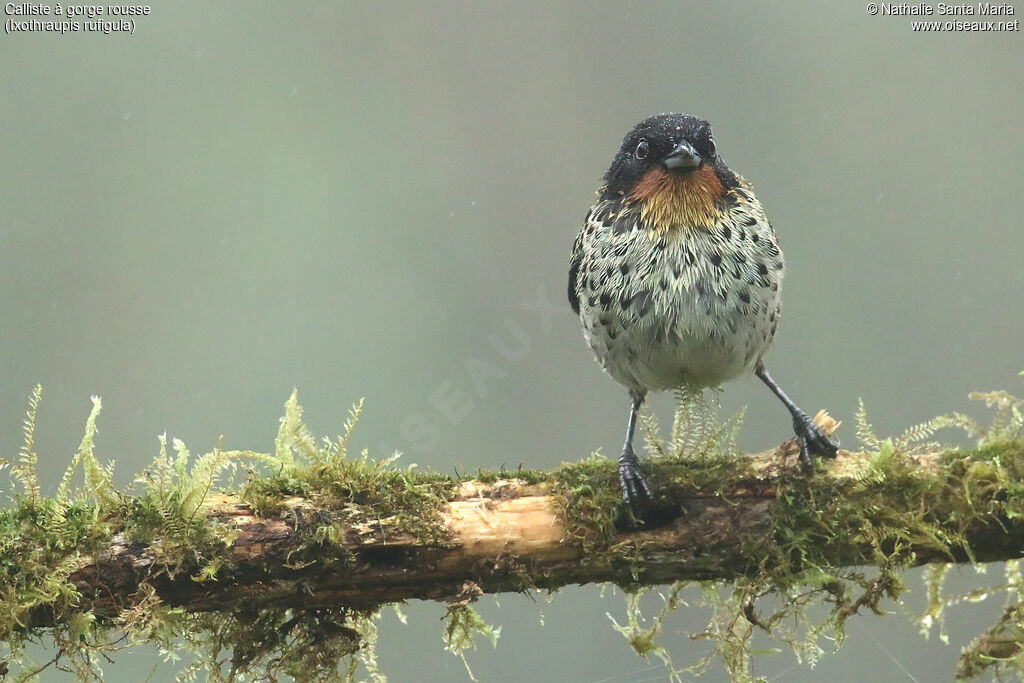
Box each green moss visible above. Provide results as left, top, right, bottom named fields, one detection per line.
left=3, top=383, right=1024, bottom=681
left=0, top=390, right=417, bottom=680
left=442, top=603, right=501, bottom=682
left=549, top=438, right=754, bottom=577
left=616, top=389, right=1024, bottom=682
left=549, top=454, right=625, bottom=555
left=237, top=392, right=458, bottom=550
left=471, top=466, right=550, bottom=485
left=0, top=498, right=111, bottom=636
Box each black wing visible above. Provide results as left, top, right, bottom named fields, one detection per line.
left=568, top=221, right=586, bottom=315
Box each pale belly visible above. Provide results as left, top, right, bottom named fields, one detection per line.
left=581, top=284, right=776, bottom=393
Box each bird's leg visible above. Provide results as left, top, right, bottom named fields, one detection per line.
left=755, top=364, right=839, bottom=468
left=618, top=390, right=653, bottom=508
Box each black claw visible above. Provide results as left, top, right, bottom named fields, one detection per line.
left=792, top=410, right=839, bottom=468
left=618, top=450, right=653, bottom=512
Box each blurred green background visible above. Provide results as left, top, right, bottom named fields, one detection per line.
left=2, top=1, right=1022, bottom=680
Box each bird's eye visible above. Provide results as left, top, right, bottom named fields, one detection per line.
left=634, top=140, right=649, bottom=160
left=706, top=136, right=716, bottom=157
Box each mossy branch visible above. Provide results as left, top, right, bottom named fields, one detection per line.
left=17, top=427, right=1024, bottom=629
left=4, top=387, right=1024, bottom=681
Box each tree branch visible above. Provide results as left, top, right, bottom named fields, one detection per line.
left=31, top=416, right=1024, bottom=625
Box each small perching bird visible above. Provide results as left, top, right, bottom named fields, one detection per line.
left=568, top=113, right=839, bottom=509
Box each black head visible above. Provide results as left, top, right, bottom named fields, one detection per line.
left=601, top=113, right=736, bottom=198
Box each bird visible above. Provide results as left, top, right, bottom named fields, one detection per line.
left=568, top=113, right=839, bottom=509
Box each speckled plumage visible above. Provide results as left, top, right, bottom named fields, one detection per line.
left=569, top=113, right=838, bottom=511
left=571, top=183, right=782, bottom=394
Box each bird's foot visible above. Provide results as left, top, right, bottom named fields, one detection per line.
left=793, top=410, right=840, bottom=469
left=618, top=448, right=653, bottom=515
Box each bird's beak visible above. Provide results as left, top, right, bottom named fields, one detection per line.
left=663, top=141, right=702, bottom=172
